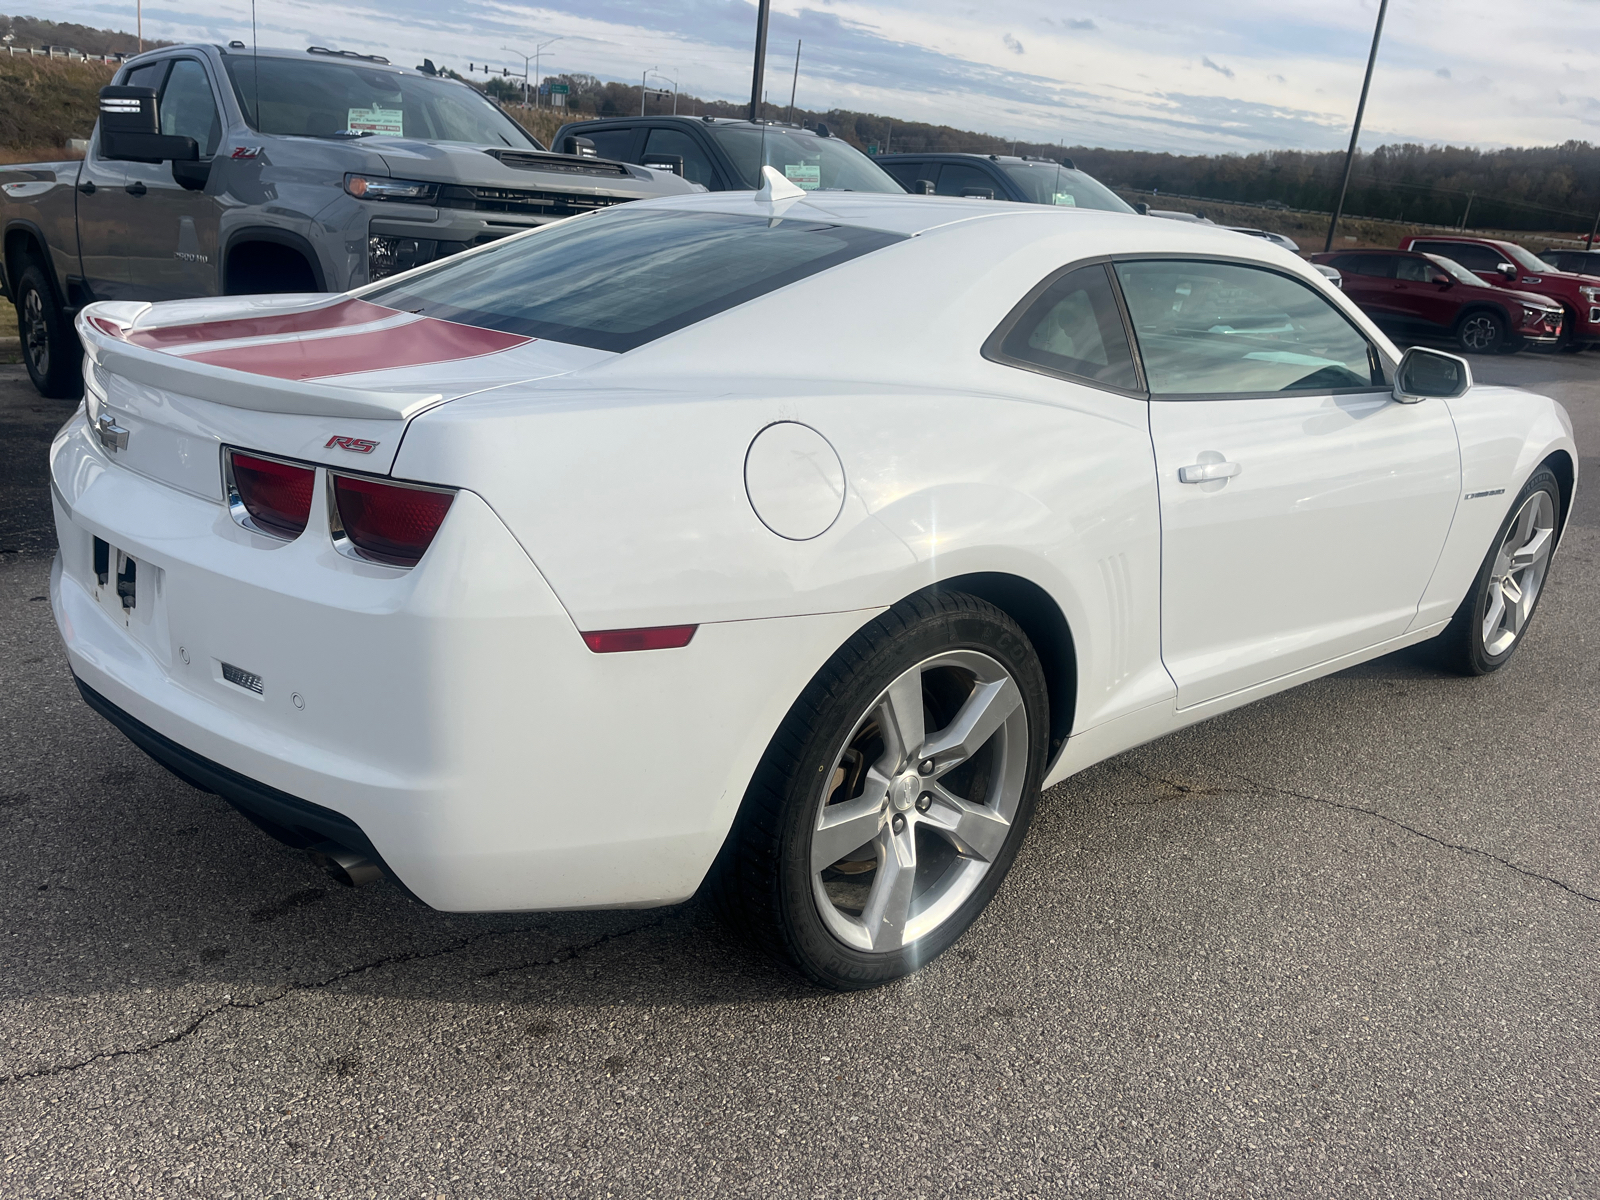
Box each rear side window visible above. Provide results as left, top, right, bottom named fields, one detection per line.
left=1115, top=260, right=1381, bottom=396
left=366, top=207, right=905, bottom=353
left=985, top=263, right=1140, bottom=391
left=1329, top=253, right=1392, bottom=277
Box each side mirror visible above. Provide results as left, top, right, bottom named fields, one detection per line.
left=98, top=86, right=199, bottom=163
left=1393, top=346, right=1472, bottom=403
left=1495, top=262, right=1518, bottom=280
left=960, top=187, right=995, bottom=199
left=640, top=153, right=683, bottom=176
left=561, top=134, right=597, bottom=158
left=910, top=179, right=934, bottom=195
left=1134, top=202, right=1150, bottom=215
left=1430, top=271, right=1453, bottom=286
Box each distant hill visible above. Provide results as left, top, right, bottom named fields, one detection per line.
left=0, top=54, right=111, bottom=158
left=0, top=13, right=172, bottom=56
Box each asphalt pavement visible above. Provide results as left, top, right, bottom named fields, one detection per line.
left=0, top=350, right=1595, bottom=1199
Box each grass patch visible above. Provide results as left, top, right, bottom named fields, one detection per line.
left=0, top=55, right=113, bottom=152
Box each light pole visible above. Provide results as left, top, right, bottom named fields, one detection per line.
left=1324, top=0, right=1389, bottom=253
left=646, top=68, right=678, bottom=116
left=748, top=0, right=771, bottom=122
left=503, top=37, right=562, bottom=108
left=785, top=40, right=801, bottom=125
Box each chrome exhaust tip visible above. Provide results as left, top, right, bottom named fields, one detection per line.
left=307, top=842, right=383, bottom=887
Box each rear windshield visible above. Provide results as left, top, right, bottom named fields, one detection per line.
left=223, top=56, right=537, bottom=148
left=365, top=206, right=905, bottom=352
left=998, top=163, right=1134, bottom=213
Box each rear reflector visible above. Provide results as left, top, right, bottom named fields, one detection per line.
left=229, top=451, right=315, bottom=539
left=332, top=474, right=455, bottom=567
left=581, top=625, right=697, bottom=653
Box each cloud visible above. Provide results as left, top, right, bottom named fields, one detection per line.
left=1066, top=18, right=1097, bottom=30
left=1201, top=56, right=1235, bottom=79
left=1436, top=67, right=1452, bottom=79
left=1003, top=32, right=1025, bottom=54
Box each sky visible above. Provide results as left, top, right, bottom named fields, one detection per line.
left=45, top=0, right=1600, bottom=153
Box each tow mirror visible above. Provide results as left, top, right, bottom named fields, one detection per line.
left=1495, top=262, right=1518, bottom=281
left=960, top=187, right=995, bottom=199
left=562, top=134, right=597, bottom=158
left=1393, top=346, right=1472, bottom=403
left=98, top=86, right=199, bottom=164
left=172, top=159, right=214, bottom=192
left=641, top=153, right=683, bottom=176
left=910, top=179, right=934, bottom=194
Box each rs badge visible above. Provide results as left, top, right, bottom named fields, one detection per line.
left=326, top=436, right=378, bottom=454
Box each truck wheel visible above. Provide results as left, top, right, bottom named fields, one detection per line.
left=15, top=263, right=82, bottom=399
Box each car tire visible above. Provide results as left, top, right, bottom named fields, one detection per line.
left=707, top=590, right=1050, bottom=990
left=1432, top=467, right=1562, bottom=676
left=14, top=262, right=83, bottom=399
left=1454, top=309, right=1505, bottom=355
left=1556, top=306, right=1585, bottom=353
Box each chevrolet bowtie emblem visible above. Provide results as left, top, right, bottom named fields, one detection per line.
left=95, top=413, right=129, bottom=453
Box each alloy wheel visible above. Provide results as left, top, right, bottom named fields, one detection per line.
left=810, top=649, right=1029, bottom=953
left=1481, top=490, right=1555, bottom=657
left=1459, top=313, right=1499, bottom=352
left=22, top=288, right=50, bottom=377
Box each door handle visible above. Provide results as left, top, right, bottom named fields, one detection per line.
left=125, top=180, right=147, bottom=196
left=1178, top=461, right=1241, bottom=484
left=78, top=179, right=97, bottom=195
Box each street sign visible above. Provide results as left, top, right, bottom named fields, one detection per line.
left=549, top=83, right=569, bottom=95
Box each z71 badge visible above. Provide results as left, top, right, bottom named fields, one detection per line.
left=326, top=436, right=378, bottom=453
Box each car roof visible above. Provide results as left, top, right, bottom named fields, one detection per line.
left=618, top=188, right=1320, bottom=252
left=875, top=152, right=1067, bottom=165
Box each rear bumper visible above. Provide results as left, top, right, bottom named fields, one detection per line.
left=50, top=411, right=872, bottom=911
left=75, top=674, right=390, bottom=866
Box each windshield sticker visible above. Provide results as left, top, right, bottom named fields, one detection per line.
left=1052, top=193, right=1077, bottom=206
left=347, top=107, right=404, bottom=136
left=784, top=163, right=821, bottom=190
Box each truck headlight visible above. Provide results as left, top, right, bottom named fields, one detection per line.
left=1580, top=285, right=1600, bottom=302
left=345, top=174, right=439, bottom=203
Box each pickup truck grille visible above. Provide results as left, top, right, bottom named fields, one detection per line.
left=435, top=184, right=630, bottom=219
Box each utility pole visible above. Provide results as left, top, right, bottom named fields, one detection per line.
left=1459, top=191, right=1475, bottom=231
left=137, top=0, right=142, bottom=52
left=748, top=0, right=771, bottom=122
left=641, top=66, right=656, bottom=115
left=1586, top=204, right=1600, bottom=248
left=1324, top=0, right=1389, bottom=253
left=786, top=40, right=801, bottom=125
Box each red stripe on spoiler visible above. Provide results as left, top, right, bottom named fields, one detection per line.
left=183, top=317, right=529, bottom=380
left=123, top=298, right=398, bottom=349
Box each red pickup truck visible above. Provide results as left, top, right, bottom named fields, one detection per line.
left=1399, top=235, right=1600, bottom=350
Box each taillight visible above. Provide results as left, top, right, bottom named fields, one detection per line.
left=331, top=474, right=455, bottom=567
left=227, top=450, right=315, bottom=539
left=581, top=626, right=698, bottom=653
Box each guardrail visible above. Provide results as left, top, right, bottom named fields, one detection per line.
left=3, top=46, right=127, bottom=63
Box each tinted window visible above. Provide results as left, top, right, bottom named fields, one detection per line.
left=366, top=208, right=904, bottom=353
left=937, top=163, right=998, bottom=198
left=881, top=161, right=935, bottom=190
left=581, top=126, right=638, bottom=162
left=642, top=127, right=716, bottom=187
left=1115, top=260, right=1381, bottom=396
left=997, top=162, right=1135, bottom=213
left=160, top=59, right=221, bottom=156
left=223, top=56, right=536, bottom=147
left=122, top=61, right=167, bottom=90
left=990, top=264, right=1139, bottom=390
left=1411, top=241, right=1505, bottom=272
left=1329, top=253, right=1392, bottom=277
left=708, top=125, right=903, bottom=192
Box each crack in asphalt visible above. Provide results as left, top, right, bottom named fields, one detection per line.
left=0, top=918, right=662, bottom=1086
left=1116, top=763, right=1599, bottom=906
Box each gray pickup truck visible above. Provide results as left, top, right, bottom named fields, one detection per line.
left=1, top=43, right=698, bottom=397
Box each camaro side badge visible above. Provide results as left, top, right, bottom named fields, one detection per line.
left=1465, top=488, right=1506, bottom=500
left=326, top=436, right=378, bottom=453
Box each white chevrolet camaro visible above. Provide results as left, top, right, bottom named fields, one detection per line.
left=54, top=171, right=1576, bottom=989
